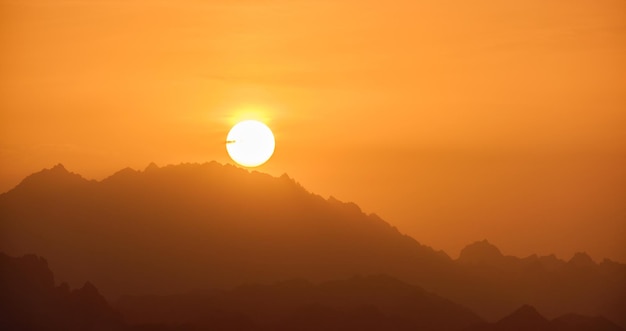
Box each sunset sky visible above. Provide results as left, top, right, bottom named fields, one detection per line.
left=1, top=0, right=625, bottom=262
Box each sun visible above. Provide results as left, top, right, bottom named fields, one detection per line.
left=226, top=120, right=275, bottom=167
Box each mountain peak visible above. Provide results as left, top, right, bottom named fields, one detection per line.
left=69, top=281, right=112, bottom=310
left=51, top=163, right=68, bottom=172
left=497, top=304, right=549, bottom=329
left=0, top=252, right=125, bottom=330
left=511, top=304, right=542, bottom=317
left=457, top=239, right=503, bottom=265
left=144, top=162, right=159, bottom=172
left=0, top=252, right=55, bottom=289
left=568, top=252, right=596, bottom=267
left=8, top=163, right=89, bottom=194
left=0, top=162, right=457, bottom=299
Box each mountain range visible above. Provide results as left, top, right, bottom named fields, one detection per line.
left=2, top=252, right=622, bottom=331
left=1, top=162, right=624, bottom=327
left=0, top=252, right=125, bottom=331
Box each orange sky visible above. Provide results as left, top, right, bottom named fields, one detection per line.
left=1, top=0, right=625, bottom=262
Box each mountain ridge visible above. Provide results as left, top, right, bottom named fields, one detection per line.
left=5, top=251, right=620, bottom=331
left=0, top=252, right=126, bottom=331
left=1, top=162, right=624, bottom=327
left=116, top=273, right=484, bottom=331
left=466, top=304, right=624, bottom=331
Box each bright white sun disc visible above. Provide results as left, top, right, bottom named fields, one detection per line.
left=226, top=120, right=275, bottom=167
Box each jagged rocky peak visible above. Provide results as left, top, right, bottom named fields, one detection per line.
left=38, top=163, right=72, bottom=177
left=568, top=252, right=596, bottom=267
left=0, top=252, right=55, bottom=289
left=458, top=239, right=504, bottom=265
left=101, top=167, right=139, bottom=184
left=0, top=252, right=125, bottom=331
left=328, top=195, right=363, bottom=215
left=50, top=163, right=68, bottom=172
left=496, top=304, right=549, bottom=328
left=42, top=163, right=80, bottom=178
left=278, top=172, right=300, bottom=187
left=7, top=163, right=89, bottom=194
left=70, top=281, right=110, bottom=308
left=144, top=162, right=160, bottom=172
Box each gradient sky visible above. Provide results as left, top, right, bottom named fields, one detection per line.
left=1, top=0, right=625, bottom=262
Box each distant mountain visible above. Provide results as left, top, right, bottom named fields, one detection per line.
left=1, top=162, right=624, bottom=327
left=456, top=240, right=626, bottom=327
left=2, top=250, right=620, bottom=331
left=494, top=305, right=549, bottom=331
left=552, top=313, right=625, bottom=331
left=458, top=240, right=505, bottom=266
left=0, top=252, right=126, bottom=331
left=117, top=274, right=483, bottom=331
left=466, top=304, right=623, bottom=331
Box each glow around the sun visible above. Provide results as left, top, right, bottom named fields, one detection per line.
left=226, top=120, right=275, bottom=167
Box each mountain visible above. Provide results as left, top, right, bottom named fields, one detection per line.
left=117, top=274, right=483, bottom=331
left=494, top=305, right=550, bottom=331
left=0, top=252, right=126, bottom=331
left=0, top=162, right=460, bottom=296
left=2, top=250, right=619, bottom=331
left=1, top=162, right=625, bottom=327
left=458, top=240, right=505, bottom=266
left=456, top=240, right=626, bottom=327
left=466, top=305, right=624, bottom=331
left=552, top=313, right=625, bottom=331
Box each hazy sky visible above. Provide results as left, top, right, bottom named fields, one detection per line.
left=1, top=0, right=625, bottom=262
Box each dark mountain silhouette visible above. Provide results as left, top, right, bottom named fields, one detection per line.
left=117, top=274, right=483, bottom=331
left=2, top=250, right=620, bottom=331
left=494, top=304, right=549, bottom=330
left=568, top=252, right=596, bottom=268
left=466, top=304, right=624, bottom=331
left=456, top=240, right=626, bottom=327
left=552, top=313, right=625, bottom=331
left=0, top=252, right=126, bottom=331
left=1, top=162, right=625, bottom=327
left=0, top=163, right=460, bottom=296
left=458, top=240, right=505, bottom=266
